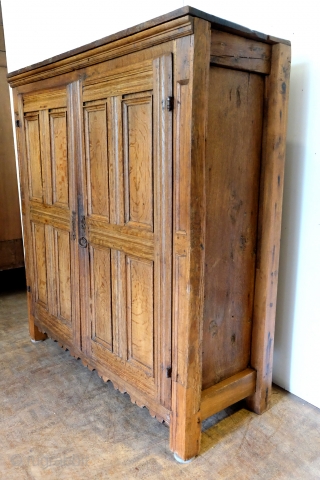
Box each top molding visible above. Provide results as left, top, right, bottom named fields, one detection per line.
left=7, top=5, right=290, bottom=86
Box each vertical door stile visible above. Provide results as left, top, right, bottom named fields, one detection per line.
left=39, top=109, right=56, bottom=318
left=67, top=83, right=79, bottom=351
left=108, top=95, right=125, bottom=359
left=68, top=80, right=87, bottom=354
left=153, top=54, right=173, bottom=409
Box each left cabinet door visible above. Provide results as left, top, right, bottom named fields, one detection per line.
left=19, top=87, right=80, bottom=350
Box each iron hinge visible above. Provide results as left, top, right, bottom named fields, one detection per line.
left=166, top=96, right=174, bottom=111
left=27, top=286, right=31, bottom=293
left=15, top=119, right=21, bottom=127
left=166, top=367, right=172, bottom=378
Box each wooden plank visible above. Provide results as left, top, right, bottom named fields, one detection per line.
left=201, top=368, right=256, bottom=421
left=202, top=67, right=264, bottom=389
left=23, top=88, right=67, bottom=112
left=170, top=17, right=211, bottom=462
left=29, top=202, right=70, bottom=230
left=83, top=60, right=153, bottom=102
left=210, top=30, right=271, bottom=74
left=88, top=228, right=154, bottom=261
left=246, top=43, right=291, bottom=415
left=152, top=54, right=173, bottom=410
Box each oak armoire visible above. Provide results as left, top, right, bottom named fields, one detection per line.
left=8, top=6, right=291, bottom=462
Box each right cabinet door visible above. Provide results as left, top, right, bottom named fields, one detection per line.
left=80, top=54, right=173, bottom=410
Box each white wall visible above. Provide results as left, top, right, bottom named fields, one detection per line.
left=2, top=0, right=320, bottom=408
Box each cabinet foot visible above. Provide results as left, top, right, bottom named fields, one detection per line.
left=173, top=453, right=195, bottom=464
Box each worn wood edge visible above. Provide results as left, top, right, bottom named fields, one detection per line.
left=170, top=17, right=211, bottom=462
left=200, top=368, right=256, bottom=421
left=210, top=30, right=271, bottom=75
left=7, top=16, right=193, bottom=87
left=246, top=43, right=291, bottom=414
left=7, top=6, right=290, bottom=83
left=29, top=311, right=47, bottom=342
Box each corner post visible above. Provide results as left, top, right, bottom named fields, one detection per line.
left=247, top=43, right=291, bottom=414
left=170, top=17, right=211, bottom=461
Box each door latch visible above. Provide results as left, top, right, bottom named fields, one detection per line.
left=79, top=215, right=87, bottom=248
left=77, top=195, right=87, bottom=248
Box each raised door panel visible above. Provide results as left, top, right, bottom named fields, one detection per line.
left=50, top=110, right=69, bottom=207
left=84, top=102, right=110, bottom=219
left=126, top=256, right=154, bottom=376
left=32, top=222, right=48, bottom=308
left=25, top=114, right=43, bottom=202
left=123, top=93, right=153, bottom=231
left=89, top=245, right=113, bottom=351
left=54, top=228, right=72, bottom=324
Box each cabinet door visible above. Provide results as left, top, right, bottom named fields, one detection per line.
left=21, top=89, right=79, bottom=348
left=81, top=55, right=173, bottom=408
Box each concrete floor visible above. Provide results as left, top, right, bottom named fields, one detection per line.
left=1, top=269, right=320, bottom=480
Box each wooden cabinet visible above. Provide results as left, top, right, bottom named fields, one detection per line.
left=0, top=4, right=24, bottom=270
left=8, top=7, right=291, bottom=461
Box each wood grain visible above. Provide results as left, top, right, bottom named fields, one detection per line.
left=202, top=67, right=264, bottom=389
left=90, top=246, right=113, bottom=350
left=210, top=30, right=271, bottom=74
left=170, top=18, right=211, bottom=461
left=201, top=368, right=256, bottom=421
left=84, top=102, right=110, bottom=218
left=123, top=93, right=153, bottom=231
left=50, top=110, right=69, bottom=207
left=127, top=256, right=154, bottom=375
left=246, top=43, right=291, bottom=414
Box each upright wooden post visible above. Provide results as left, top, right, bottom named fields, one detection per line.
left=170, top=17, right=211, bottom=461
left=247, top=43, right=291, bottom=414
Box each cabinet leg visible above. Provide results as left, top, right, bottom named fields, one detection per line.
left=246, top=373, right=272, bottom=415
left=170, top=382, right=201, bottom=462
left=29, top=314, right=47, bottom=342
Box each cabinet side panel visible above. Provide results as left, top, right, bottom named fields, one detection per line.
left=202, top=67, right=263, bottom=389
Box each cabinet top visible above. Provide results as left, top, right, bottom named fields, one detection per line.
left=7, top=5, right=290, bottom=83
